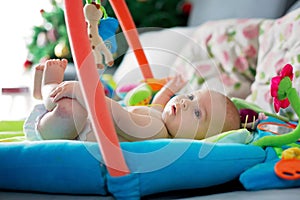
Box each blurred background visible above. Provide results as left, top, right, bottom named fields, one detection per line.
left=0, top=0, right=190, bottom=119
left=0, top=0, right=53, bottom=88
left=0, top=0, right=298, bottom=120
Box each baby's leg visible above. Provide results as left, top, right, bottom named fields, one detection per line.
left=41, top=59, right=67, bottom=111
left=38, top=98, right=88, bottom=140
left=33, top=64, right=44, bottom=100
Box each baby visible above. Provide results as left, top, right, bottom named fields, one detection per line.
left=24, top=59, right=241, bottom=142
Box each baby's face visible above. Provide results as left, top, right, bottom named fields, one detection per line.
left=162, top=90, right=228, bottom=140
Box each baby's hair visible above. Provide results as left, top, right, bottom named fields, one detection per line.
left=198, top=90, right=241, bottom=139
left=205, top=90, right=241, bottom=133
left=223, top=95, right=241, bottom=132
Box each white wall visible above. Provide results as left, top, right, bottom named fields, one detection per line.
left=0, top=0, right=52, bottom=88
left=0, top=0, right=55, bottom=119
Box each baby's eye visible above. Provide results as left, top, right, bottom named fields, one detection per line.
left=187, top=94, right=194, bottom=100
left=194, top=109, right=201, bottom=119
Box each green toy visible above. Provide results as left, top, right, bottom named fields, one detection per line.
left=232, top=64, right=300, bottom=148
left=124, top=83, right=152, bottom=106
left=118, top=77, right=168, bottom=106
left=252, top=64, right=300, bottom=147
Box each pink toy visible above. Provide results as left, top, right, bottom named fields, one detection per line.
left=116, top=83, right=139, bottom=99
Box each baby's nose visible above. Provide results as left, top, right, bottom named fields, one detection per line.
left=180, top=99, right=188, bottom=110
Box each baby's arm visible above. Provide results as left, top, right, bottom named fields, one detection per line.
left=151, top=74, right=187, bottom=111
left=51, top=81, right=169, bottom=141
left=106, top=98, right=169, bottom=141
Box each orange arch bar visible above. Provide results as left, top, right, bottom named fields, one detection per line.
left=64, top=0, right=130, bottom=177
left=109, top=0, right=153, bottom=80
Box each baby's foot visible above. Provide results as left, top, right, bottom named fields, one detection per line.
left=42, top=59, right=68, bottom=86
left=33, top=64, right=45, bottom=100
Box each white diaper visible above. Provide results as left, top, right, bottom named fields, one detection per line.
left=24, top=104, right=93, bottom=141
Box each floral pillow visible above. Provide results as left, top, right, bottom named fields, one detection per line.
left=173, top=18, right=263, bottom=98
left=246, top=8, right=300, bottom=119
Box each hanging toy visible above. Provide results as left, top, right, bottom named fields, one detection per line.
left=124, top=83, right=153, bottom=106
left=83, top=1, right=114, bottom=69
left=98, top=8, right=119, bottom=54
left=116, top=77, right=169, bottom=106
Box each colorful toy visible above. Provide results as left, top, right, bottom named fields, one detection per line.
left=116, top=77, right=168, bottom=106
left=98, top=15, right=119, bottom=54
left=115, top=83, right=140, bottom=99
left=100, top=74, right=116, bottom=98
left=83, top=0, right=114, bottom=69
left=275, top=158, right=300, bottom=180
left=282, top=147, right=300, bottom=159
left=239, top=64, right=300, bottom=189
left=124, top=83, right=152, bottom=106
left=252, top=64, right=300, bottom=148
left=143, top=78, right=168, bottom=92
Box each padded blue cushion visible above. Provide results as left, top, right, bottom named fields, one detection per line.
left=0, top=139, right=266, bottom=197
left=119, top=139, right=266, bottom=196
left=240, top=158, right=300, bottom=190
left=0, top=140, right=107, bottom=195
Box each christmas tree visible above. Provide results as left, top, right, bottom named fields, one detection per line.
left=24, top=0, right=72, bottom=70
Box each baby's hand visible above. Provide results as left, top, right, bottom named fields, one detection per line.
left=50, top=81, right=81, bottom=102
left=164, top=74, right=187, bottom=94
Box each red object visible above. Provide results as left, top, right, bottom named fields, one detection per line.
left=109, top=0, right=153, bottom=80
left=270, top=64, right=294, bottom=113
left=182, top=2, right=192, bottom=15
left=64, top=0, right=130, bottom=177
left=2, top=87, right=29, bottom=94
left=23, top=60, right=33, bottom=69
left=275, top=159, right=300, bottom=180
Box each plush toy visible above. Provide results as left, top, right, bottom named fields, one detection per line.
left=234, top=64, right=300, bottom=181
left=252, top=64, right=300, bottom=148
left=233, top=64, right=300, bottom=148
left=253, top=64, right=300, bottom=181
left=83, top=1, right=114, bottom=69
left=98, top=16, right=119, bottom=54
